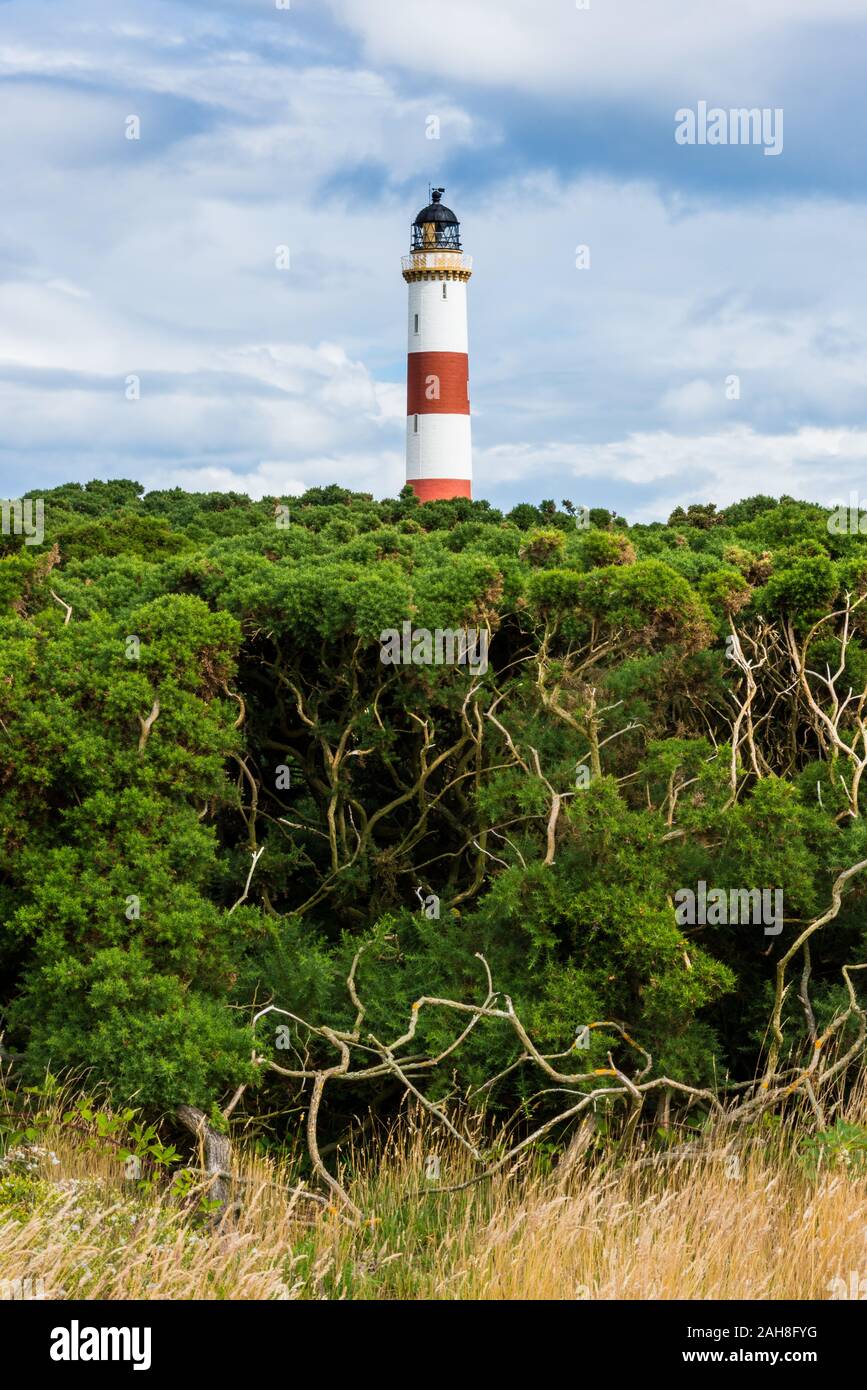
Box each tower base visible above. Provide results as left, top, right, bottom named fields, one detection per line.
left=408, top=478, right=472, bottom=503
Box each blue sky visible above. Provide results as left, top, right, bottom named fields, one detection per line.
left=2, top=0, right=867, bottom=519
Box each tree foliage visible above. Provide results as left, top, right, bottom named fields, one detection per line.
left=2, top=485, right=867, bottom=1145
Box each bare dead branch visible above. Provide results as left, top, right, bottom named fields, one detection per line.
left=137, top=697, right=160, bottom=752
left=49, top=589, right=72, bottom=625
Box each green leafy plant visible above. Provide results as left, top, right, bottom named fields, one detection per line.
left=799, top=1121, right=867, bottom=1176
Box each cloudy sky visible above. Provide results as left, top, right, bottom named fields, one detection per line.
left=2, top=0, right=867, bottom=520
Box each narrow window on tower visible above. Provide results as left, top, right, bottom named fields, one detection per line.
left=413, top=414, right=419, bottom=434
left=414, top=313, right=419, bottom=335
left=442, top=282, right=448, bottom=299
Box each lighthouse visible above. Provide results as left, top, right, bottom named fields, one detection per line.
left=402, top=189, right=473, bottom=501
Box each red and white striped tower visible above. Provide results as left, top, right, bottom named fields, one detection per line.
left=402, top=188, right=473, bottom=502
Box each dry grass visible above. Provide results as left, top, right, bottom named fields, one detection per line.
left=1, top=1085, right=865, bottom=1300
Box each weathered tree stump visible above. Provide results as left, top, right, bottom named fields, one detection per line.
left=177, top=1105, right=232, bottom=1221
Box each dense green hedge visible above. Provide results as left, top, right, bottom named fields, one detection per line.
left=2, top=481, right=866, bottom=1130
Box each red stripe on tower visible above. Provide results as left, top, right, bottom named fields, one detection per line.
left=406, top=351, right=470, bottom=415
left=412, top=477, right=472, bottom=502
left=401, top=189, right=473, bottom=502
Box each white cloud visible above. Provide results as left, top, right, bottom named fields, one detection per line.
left=476, top=425, right=867, bottom=520
left=139, top=449, right=405, bottom=500
left=0, top=335, right=400, bottom=460
left=43, top=279, right=91, bottom=300
left=659, top=380, right=722, bottom=419
left=322, top=0, right=865, bottom=99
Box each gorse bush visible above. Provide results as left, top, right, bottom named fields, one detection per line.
left=2, top=482, right=867, bottom=1162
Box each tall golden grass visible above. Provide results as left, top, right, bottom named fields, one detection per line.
left=1, top=1082, right=865, bottom=1300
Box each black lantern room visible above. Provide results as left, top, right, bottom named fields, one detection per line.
left=411, top=188, right=462, bottom=251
